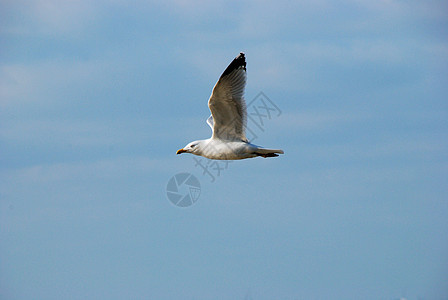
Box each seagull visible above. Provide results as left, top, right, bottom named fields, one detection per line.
left=177, top=52, right=284, bottom=160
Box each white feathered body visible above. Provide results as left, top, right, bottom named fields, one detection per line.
left=192, top=139, right=283, bottom=160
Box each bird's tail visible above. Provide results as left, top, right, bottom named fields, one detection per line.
left=255, top=148, right=284, bottom=158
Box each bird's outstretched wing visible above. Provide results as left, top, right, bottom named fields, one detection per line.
left=207, top=52, right=247, bottom=141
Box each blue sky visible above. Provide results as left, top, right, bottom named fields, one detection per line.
left=1, top=0, right=447, bottom=299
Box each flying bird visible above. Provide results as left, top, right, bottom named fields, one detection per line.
left=177, top=52, right=284, bottom=160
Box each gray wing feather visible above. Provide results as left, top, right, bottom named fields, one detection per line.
left=208, top=53, right=247, bottom=141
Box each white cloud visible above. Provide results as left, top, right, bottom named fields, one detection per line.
left=0, top=59, right=108, bottom=106
left=1, top=0, right=97, bottom=36
left=3, top=155, right=168, bottom=185
left=272, top=110, right=367, bottom=131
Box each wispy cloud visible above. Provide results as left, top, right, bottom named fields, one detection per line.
left=1, top=0, right=97, bottom=36
left=0, top=60, right=104, bottom=106
left=2, top=155, right=169, bottom=185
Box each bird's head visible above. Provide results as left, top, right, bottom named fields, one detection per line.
left=177, top=141, right=202, bottom=155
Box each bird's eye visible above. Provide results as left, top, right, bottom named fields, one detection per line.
left=191, top=144, right=196, bottom=148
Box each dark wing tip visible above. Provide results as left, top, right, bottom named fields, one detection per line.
left=221, top=52, right=246, bottom=78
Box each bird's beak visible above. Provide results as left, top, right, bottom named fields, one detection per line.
left=177, top=148, right=187, bottom=155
